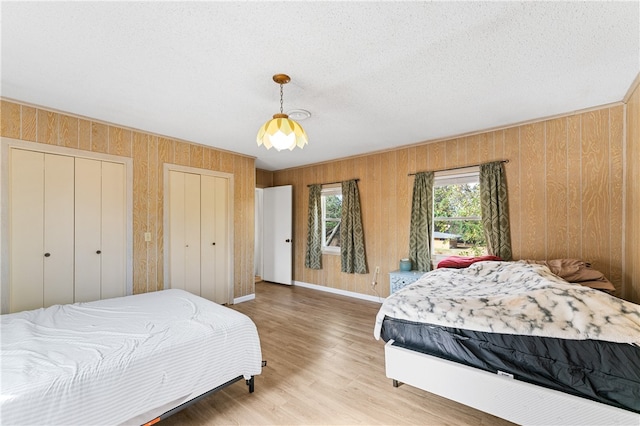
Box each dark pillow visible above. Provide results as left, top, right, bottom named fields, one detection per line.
left=437, top=255, right=503, bottom=269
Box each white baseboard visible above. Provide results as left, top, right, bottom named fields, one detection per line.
left=293, top=280, right=384, bottom=303
left=233, top=293, right=255, bottom=304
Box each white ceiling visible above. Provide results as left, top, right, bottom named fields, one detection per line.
left=2, top=2, right=638, bottom=171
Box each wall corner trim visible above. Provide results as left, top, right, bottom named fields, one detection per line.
left=623, top=72, right=640, bottom=103
left=234, top=293, right=256, bottom=304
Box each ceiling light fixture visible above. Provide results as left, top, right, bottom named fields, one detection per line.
left=257, top=74, right=308, bottom=151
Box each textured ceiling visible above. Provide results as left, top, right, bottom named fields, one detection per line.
left=2, top=2, right=638, bottom=171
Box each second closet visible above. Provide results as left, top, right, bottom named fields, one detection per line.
left=167, top=168, right=231, bottom=304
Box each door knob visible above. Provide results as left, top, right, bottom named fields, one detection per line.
left=96, top=250, right=102, bottom=254
left=285, top=239, right=291, bottom=243
left=212, top=242, right=216, bottom=245
left=44, top=252, right=51, bottom=257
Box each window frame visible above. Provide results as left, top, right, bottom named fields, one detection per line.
left=432, top=166, right=483, bottom=262
left=321, top=184, right=342, bottom=255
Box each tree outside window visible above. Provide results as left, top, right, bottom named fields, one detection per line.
left=433, top=171, right=486, bottom=257
left=321, top=186, right=342, bottom=254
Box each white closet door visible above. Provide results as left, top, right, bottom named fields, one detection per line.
left=8, top=148, right=128, bottom=312
left=213, top=176, right=229, bottom=303
left=184, top=173, right=201, bottom=296
left=74, top=158, right=102, bottom=303
left=101, top=161, right=126, bottom=299
left=10, top=149, right=45, bottom=312
left=200, top=175, right=216, bottom=301
left=43, top=154, right=75, bottom=307
left=200, top=175, right=229, bottom=304
left=169, top=171, right=186, bottom=290
left=169, top=170, right=230, bottom=303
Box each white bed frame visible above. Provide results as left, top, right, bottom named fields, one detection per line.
left=385, top=340, right=640, bottom=426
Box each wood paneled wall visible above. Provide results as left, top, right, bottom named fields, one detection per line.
left=0, top=100, right=256, bottom=299
left=256, top=168, right=274, bottom=188
left=625, top=79, right=640, bottom=303
left=274, top=104, right=632, bottom=300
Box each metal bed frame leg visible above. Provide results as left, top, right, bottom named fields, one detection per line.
left=144, top=374, right=254, bottom=425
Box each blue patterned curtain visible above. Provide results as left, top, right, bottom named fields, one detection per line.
left=409, top=172, right=434, bottom=272
left=479, top=162, right=512, bottom=260
left=305, top=184, right=322, bottom=269
left=340, top=180, right=367, bottom=274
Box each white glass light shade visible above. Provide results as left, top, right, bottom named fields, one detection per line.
left=256, top=115, right=308, bottom=151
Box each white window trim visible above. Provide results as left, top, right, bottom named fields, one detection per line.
left=433, top=166, right=479, bottom=187
left=321, top=184, right=341, bottom=255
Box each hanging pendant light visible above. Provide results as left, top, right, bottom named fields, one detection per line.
left=257, top=74, right=309, bottom=151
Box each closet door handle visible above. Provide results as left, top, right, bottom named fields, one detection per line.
left=285, top=239, right=291, bottom=243
left=96, top=250, right=102, bottom=254
left=212, top=242, right=216, bottom=245
left=44, top=252, right=51, bottom=257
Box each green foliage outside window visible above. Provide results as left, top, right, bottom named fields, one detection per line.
left=433, top=183, right=486, bottom=256
left=324, top=194, right=342, bottom=247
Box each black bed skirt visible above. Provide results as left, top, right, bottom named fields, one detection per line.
left=380, top=316, right=640, bottom=413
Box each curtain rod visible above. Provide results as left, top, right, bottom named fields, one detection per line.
left=408, top=160, right=509, bottom=176
left=307, top=178, right=359, bottom=187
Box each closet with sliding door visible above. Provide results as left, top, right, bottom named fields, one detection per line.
left=165, top=165, right=233, bottom=305
left=2, top=139, right=132, bottom=314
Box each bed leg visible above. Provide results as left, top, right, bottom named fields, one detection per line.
left=246, top=376, right=255, bottom=393
left=393, top=379, right=400, bottom=388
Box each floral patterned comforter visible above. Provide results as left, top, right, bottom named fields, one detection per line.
left=374, top=261, right=640, bottom=345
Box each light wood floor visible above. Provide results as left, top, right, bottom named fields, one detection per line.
left=162, top=282, right=514, bottom=425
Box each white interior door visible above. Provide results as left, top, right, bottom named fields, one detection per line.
left=254, top=189, right=263, bottom=279
left=263, top=185, right=292, bottom=285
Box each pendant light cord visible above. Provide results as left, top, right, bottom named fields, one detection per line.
left=280, top=84, right=284, bottom=114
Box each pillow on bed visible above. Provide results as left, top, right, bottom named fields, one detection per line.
left=576, top=280, right=617, bottom=292
left=523, top=258, right=616, bottom=293
left=437, top=255, right=502, bottom=269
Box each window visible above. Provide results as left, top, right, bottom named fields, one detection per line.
left=433, top=167, right=486, bottom=258
left=321, top=185, right=342, bottom=254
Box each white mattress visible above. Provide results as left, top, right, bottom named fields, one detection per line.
left=0, top=289, right=263, bottom=425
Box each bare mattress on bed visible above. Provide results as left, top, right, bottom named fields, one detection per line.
left=380, top=318, right=640, bottom=412
left=1, top=289, right=263, bottom=425
left=374, top=261, right=640, bottom=413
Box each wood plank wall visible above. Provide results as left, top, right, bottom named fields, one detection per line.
left=0, top=100, right=256, bottom=299
left=625, top=80, right=640, bottom=303
left=273, top=104, right=634, bottom=300
left=256, top=168, right=274, bottom=188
